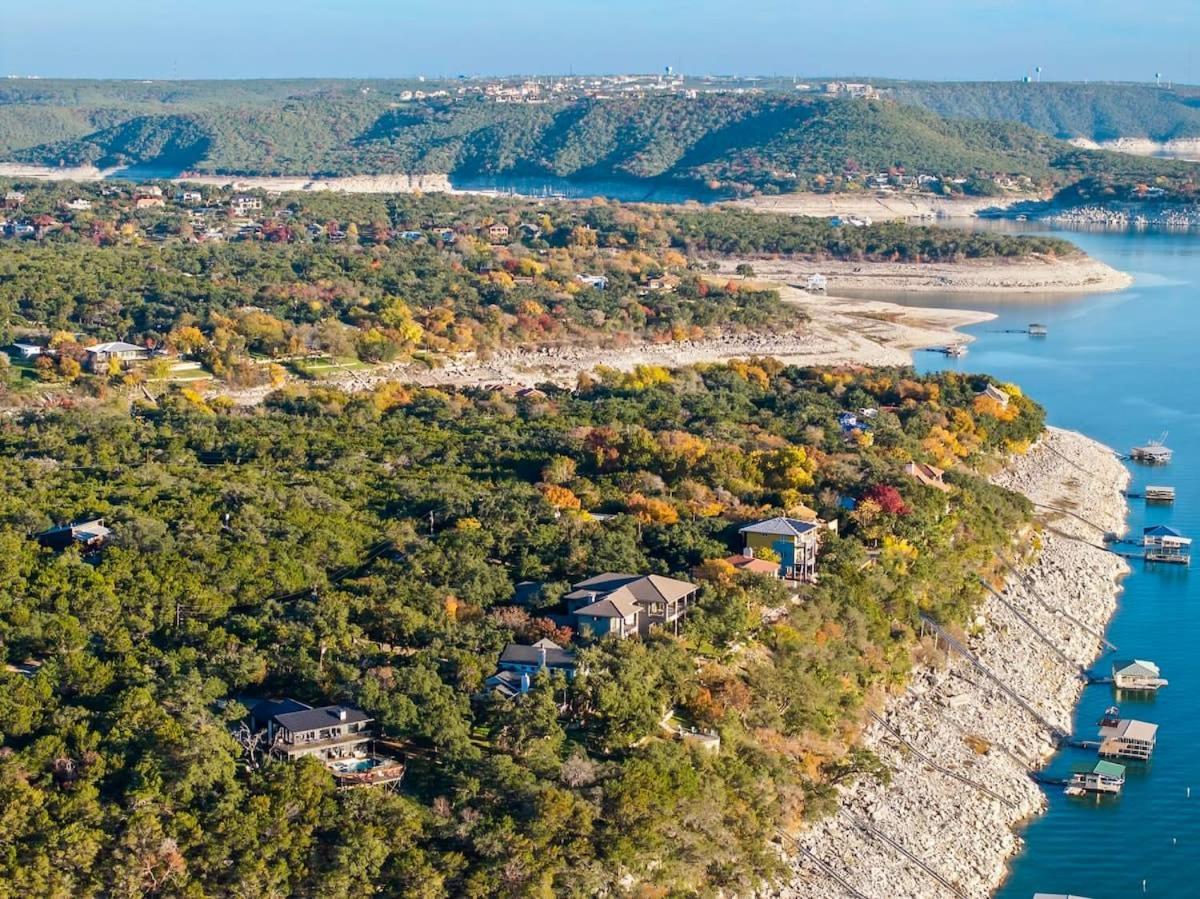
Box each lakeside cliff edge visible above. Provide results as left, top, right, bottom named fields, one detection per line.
left=774, top=427, right=1130, bottom=899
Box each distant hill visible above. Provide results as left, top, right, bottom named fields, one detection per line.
left=2, top=79, right=1198, bottom=197
left=886, top=81, right=1200, bottom=143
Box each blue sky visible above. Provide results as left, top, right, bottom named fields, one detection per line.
left=2, top=0, right=1196, bottom=83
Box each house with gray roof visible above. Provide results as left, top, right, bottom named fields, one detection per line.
left=84, top=341, right=151, bottom=371
left=248, top=699, right=405, bottom=788
left=566, top=572, right=699, bottom=638
left=34, top=517, right=111, bottom=552
left=738, top=516, right=820, bottom=582
left=485, top=639, right=580, bottom=699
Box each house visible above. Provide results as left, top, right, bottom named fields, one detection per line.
left=10, top=341, right=49, bottom=359
left=566, top=572, right=699, bottom=638
left=398, top=230, right=423, bottom=241
left=252, top=699, right=405, bottom=788
left=738, top=516, right=820, bottom=581
left=497, top=639, right=577, bottom=678
left=178, top=190, right=203, bottom=204
left=134, top=195, right=165, bottom=209
left=904, top=461, right=951, bottom=492
left=485, top=639, right=578, bottom=699
left=34, top=518, right=111, bottom=551
left=4, top=191, right=26, bottom=208
left=637, top=275, right=678, bottom=293
left=978, top=383, right=1010, bottom=408
left=64, top=198, right=92, bottom=211
left=432, top=227, right=456, bottom=242
left=806, top=273, right=827, bottom=292
left=84, top=341, right=151, bottom=371
left=576, top=274, right=609, bottom=290
left=231, top=195, right=263, bottom=215
left=486, top=223, right=510, bottom=242
left=518, top=222, right=543, bottom=239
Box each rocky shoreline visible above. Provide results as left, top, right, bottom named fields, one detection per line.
left=772, top=428, right=1130, bottom=899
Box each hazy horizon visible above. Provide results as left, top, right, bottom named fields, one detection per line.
left=3, top=0, right=1197, bottom=84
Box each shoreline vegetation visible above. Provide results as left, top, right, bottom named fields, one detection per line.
left=775, top=427, right=1130, bottom=899
left=0, top=181, right=1129, bottom=408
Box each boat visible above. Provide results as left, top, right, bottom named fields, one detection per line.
left=1028, top=323, right=1048, bottom=337
left=1130, top=432, right=1173, bottom=464
left=939, top=344, right=968, bottom=357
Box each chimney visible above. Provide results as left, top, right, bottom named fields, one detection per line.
left=521, top=672, right=531, bottom=694
left=743, top=546, right=754, bottom=559
left=338, top=707, right=347, bottom=721
left=537, top=644, right=547, bottom=669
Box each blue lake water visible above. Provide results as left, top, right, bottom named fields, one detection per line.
left=894, top=227, right=1200, bottom=899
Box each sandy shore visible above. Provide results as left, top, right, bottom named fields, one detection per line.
left=773, top=428, right=1130, bottom=899
left=718, top=255, right=1132, bottom=294
left=730, top=192, right=1039, bottom=221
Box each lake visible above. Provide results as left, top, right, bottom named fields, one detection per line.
left=897, top=226, right=1200, bottom=899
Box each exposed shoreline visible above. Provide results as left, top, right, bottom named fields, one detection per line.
left=729, top=192, right=1039, bottom=221
left=772, top=428, right=1130, bottom=899
left=218, top=249, right=1135, bottom=404
left=716, top=255, right=1133, bottom=294
left=221, top=286, right=992, bottom=404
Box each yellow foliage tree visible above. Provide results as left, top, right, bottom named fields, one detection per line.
left=627, top=493, right=679, bottom=525
left=540, top=484, right=582, bottom=511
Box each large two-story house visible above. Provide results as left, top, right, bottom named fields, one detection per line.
left=565, top=573, right=699, bottom=638
left=738, top=516, right=821, bottom=582
left=247, top=698, right=405, bottom=789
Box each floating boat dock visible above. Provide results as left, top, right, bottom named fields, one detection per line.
left=1129, top=433, right=1173, bottom=464
left=1143, top=525, right=1192, bottom=564
left=1124, top=485, right=1176, bottom=503
left=1096, top=706, right=1159, bottom=761
left=1064, top=759, right=1126, bottom=796
left=1112, top=659, right=1169, bottom=691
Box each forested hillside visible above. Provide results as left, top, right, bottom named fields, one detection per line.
left=4, top=80, right=1197, bottom=195
left=888, top=81, right=1200, bottom=142
left=0, top=362, right=1042, bottom=896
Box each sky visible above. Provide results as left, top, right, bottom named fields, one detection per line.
left=2, top=0, right=1197, bottom=83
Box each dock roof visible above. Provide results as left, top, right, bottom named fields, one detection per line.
left=1115, top=719, right=1158, bottom=743
left=1113, top=659, right=1161, bottom=678
left=1092, top=760, right=1126, bottom=778
left=1144, top=524, right=1183, bottom=537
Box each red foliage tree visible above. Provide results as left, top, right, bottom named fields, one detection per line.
left=865, top=484, right=911, bottom=517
